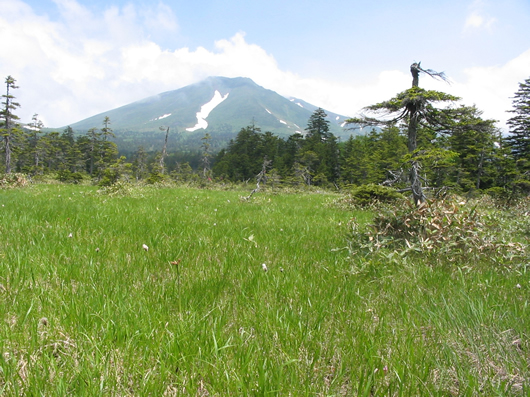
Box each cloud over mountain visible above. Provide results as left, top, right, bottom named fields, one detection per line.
left=1, top=0, right=529, bottom=132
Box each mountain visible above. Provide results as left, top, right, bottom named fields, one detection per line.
left=64, top=77, right=354, bottom=141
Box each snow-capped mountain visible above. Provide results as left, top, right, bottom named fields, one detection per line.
left=64, top=77, right=352, bottom=139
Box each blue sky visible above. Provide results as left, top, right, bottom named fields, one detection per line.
left=2, top=0, right=530, bottom=130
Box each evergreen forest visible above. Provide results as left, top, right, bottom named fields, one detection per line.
left=1, top=73, right=530, bottom=199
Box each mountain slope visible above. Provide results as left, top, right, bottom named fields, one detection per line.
left=65, top=77, right=353, bottom=139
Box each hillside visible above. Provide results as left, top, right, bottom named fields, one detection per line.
left=63, top=77, right=355, bottom=149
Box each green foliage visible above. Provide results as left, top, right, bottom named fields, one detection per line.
left=146, top=171, right=167, bottom=184
left=507, top=77, right=530, bottom=169
left=366, top=87, right=459, bottom=114
left=349, top=183, right=404, bottom=206
left=0, top=76, right=22, bottom=174
left=214, top=110, right=340, bottom=186
left=406, top=147, right=459, bottom=189
left=512, top=178, right=530, bottom=195
left=56, top=170, right=85, bottom=184
left=299, top=108, right=340, bottom=185
left=346, top=87, right=460, bottom=128
left=341, top=126, right=408, bottom=186
left=212, top=124, right=270, bottom=181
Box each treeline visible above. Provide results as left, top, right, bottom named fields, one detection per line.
left=2, top=74, right=530, bottom=195
left=212, top=106, right=514, bottom=193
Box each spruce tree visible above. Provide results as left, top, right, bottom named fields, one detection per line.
left=302, top=108, right=339, bottom=185
left=0, top=76, right=21, bottom=173
left=506, top=77, right=530, bottom=171
left=346, top=63, right=455, bottom=204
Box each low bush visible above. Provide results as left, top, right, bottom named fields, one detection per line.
left=348, top=196, right=529, bottom=265
left=56, top=170, right=85, bottom=184
left=349, top=183, right=404, bottom=206
left=0, top=173, right=29, bottom=188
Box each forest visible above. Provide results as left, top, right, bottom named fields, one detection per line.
left=1, top=71, right=530, bottom=199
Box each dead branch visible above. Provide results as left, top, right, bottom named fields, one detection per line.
left=246, top=158, right=272, bottom=200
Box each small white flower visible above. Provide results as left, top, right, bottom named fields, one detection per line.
left=280, top=267, right=284, bottom=272
left=516, top=284, right=522, bottom=289
left=142, top=244, right=149, bottom=251
left=68, top=233, right=73, bottom=238
left=262, top=263, right=268, bottom=272
left=214, top=208, right=217, bottom=212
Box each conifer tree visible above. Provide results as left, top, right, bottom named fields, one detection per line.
left=506, top=77, right=530, bottom=171
left=302, top=108, right=339, bottom=185
left=443, top=106, right=499, bottom=190
left=346, top=63, right=455, bottom=203
left=25, top=113, right=45, bottom=173
left=86, top=127, right=101, bottom=176
left=132, top=146, right=148, bottom=181
left=0, top=76, right=21, bottom=173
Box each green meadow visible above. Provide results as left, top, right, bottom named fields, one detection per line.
left=0, top=185, right=528, bottom=395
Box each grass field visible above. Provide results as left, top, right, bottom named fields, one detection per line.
left=0, top=184, right=528, bottom=395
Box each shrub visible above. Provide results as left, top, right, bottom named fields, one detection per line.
left=0, top=173, right=29, bottom=188
left=56, top=170, right=85, bottom=184
left=349, top=184, right=404, bottom=206
left=348, top=197, right=528, bottom=264
left=146, top=172, right=166, bottom=184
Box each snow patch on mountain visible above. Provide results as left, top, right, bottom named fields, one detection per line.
left=290, top=98, right=304, bottom=108
left=279, top=120, right=287, bottom=125
left=186, top=91, right=229, bottom=132
left=150, top=113, right=172, bottom=121
left=265, top=108, right=272, bottom=114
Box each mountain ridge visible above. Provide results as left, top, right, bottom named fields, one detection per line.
left=63, top=76, right=354, bottom=139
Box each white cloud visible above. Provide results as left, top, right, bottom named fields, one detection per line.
left=451, top=49, right=530, bottom=129
left=0, top=0, right=526, bottom=133
left=464, top=0, right=497, bottom=30
left=465, top=12, right=496, bottom=29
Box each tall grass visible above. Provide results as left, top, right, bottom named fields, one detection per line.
left=0, top=185, right=528, bottom=395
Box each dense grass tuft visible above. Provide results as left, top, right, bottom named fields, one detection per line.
left=0, top=185, right=528, bottom=395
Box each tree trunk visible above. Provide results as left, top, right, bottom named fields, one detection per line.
left=408, top=114, right=425, bottom=204
left=408, top=63, right=425, bottom=204
left=159, top=127, right=169, bottom=174
left=411, top=63, right=420, bottom=87
left=4, top=135, right=11, bottom=174
left=476, top=149, right=485, bottom=189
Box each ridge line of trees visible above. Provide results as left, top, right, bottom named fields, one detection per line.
left=1, top=73, right=530, bottom=196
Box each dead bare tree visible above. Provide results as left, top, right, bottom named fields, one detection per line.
left=246, top=157, right=272, bottom=200
left=159, top=126, right=170, bottom=174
